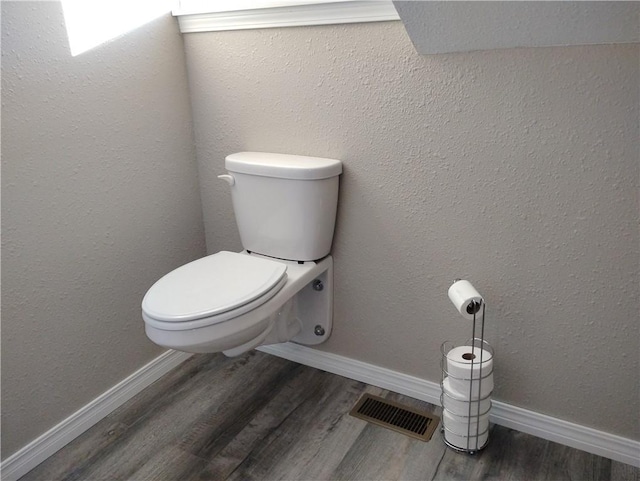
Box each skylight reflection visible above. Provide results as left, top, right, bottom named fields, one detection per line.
left=61, top=0, right=174, bottom=56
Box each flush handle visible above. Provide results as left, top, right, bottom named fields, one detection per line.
left=217, top=174, right=235, bottom=186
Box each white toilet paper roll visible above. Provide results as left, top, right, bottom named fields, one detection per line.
left=446, top=345, right=494, bottom=399
left=446, top=345, right=493, bottom=379
left=443, top=409, right=489, bottom=437
left=448, top=280, right=483, bottom=320
left=448, top=373, right=493, bottom=400
left=442, top=378, right=491, bottom=416
left=443, top=417, right=489, bottom=451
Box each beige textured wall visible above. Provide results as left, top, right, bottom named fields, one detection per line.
left=184, top=22, right=639, bottom=440
left=1, top=2, right=206, bottom=458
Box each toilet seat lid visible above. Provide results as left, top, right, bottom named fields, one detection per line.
left=142, top=251, right=287, bottom=322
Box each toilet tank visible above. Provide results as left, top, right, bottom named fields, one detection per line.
left=224, top=152, right=342, bottom=261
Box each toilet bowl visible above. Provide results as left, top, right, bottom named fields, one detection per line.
left=142, top=250, right=333, bottom=356
left=142, top=152, right=341, bottom=356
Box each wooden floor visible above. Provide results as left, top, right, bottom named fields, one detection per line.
left=21, top=351, right=639, bottom=481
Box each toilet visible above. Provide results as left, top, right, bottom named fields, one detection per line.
left=141, top=152, right=342, bottom=356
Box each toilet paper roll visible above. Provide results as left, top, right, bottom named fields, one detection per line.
left=448, top=280, right=483, bottom=320
left=443, top=410, right=490, bottom=451
left=446, top=345, right=494, bottom=399
left=443, top=409, right=490, bottom=437
left=442, top=378, right=491, bottom=416
left=448, top=373, right=494, bottom=400
left=446, top=345, right=493, bottom=379
left=445, top=374, right=494, bottom=402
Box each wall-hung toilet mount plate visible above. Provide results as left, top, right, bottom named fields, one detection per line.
left=291, top=259, right=333, bottom=346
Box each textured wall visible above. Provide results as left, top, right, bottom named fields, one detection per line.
left=184, top=22, right=639, bottom=440
left=393, top=1, right=640, bottom=54
left=1, top=2, right=206, bottom=458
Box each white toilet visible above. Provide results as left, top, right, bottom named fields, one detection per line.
left=141, top=152, right=342, bottom=356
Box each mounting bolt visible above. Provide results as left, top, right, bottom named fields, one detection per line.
left=314, top=325, right=325, bottom=336
left=312, top=279, right=324, bottom=291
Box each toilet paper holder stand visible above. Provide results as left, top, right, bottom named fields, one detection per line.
left=441, top=287, right=494, bottom=454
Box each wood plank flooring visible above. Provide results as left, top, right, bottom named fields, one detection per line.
left=20, top=351, right=639, bottom=481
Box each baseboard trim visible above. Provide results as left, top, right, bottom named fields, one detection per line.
left=258, top=343, right=640, bottom=467
left=0, top=349, right=193, bottom=481
left=3, top=343, right=637, bottom=479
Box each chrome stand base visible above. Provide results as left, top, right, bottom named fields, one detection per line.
left=440, top=427, right=490, bottom=455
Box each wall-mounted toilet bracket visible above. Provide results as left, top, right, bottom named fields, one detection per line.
left=291, top=259, right=333, bottom=346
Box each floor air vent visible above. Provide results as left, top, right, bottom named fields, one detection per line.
left=349, top=394, right=439, bottom=442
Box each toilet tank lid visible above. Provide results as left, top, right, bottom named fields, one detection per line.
left=226, top=152, right=342, bottom=180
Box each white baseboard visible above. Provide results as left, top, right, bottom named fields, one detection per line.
left=0, top=350, right=193, bottom=481
left=3, top=343, right=638, bottom=480
left=258, top=343, right=640, bottom=468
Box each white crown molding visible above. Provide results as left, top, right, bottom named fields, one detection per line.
left=0, top=350, right=193, bottom=481
left=258, top=343, right=640, bottom=467
left=175, top=1, right=400, bottom=33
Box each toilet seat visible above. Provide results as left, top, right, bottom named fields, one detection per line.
left=143, top=253, right=333, bottom=354
left=142, top=251, right=287, bottom=330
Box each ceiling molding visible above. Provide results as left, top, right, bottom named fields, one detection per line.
left=175, top=1, right=400, bottom=33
